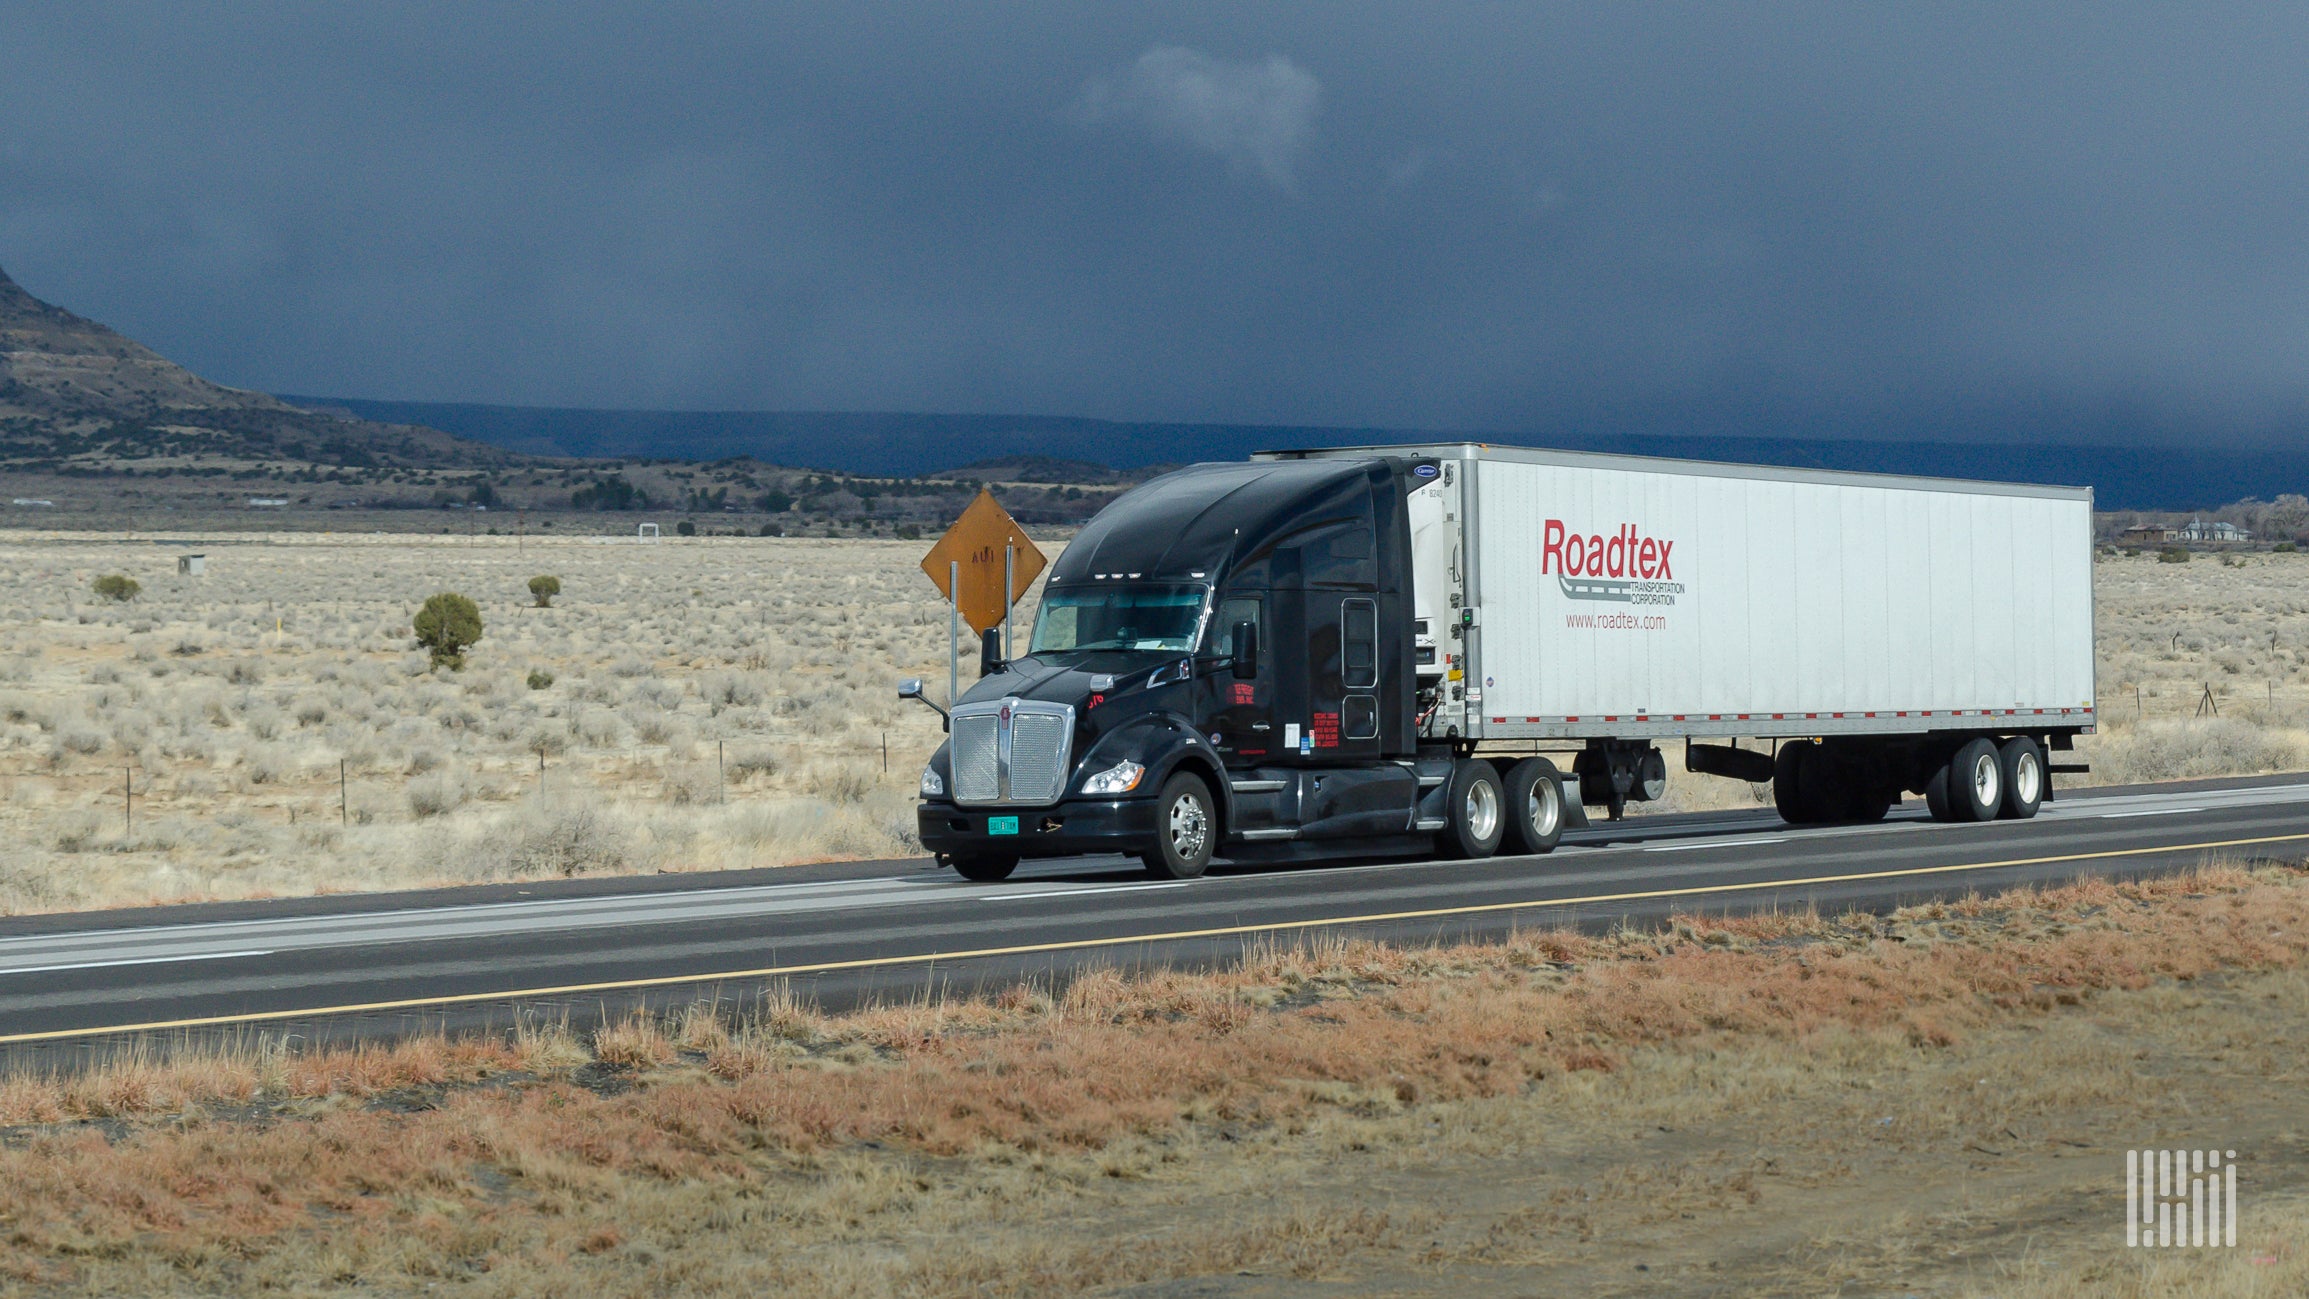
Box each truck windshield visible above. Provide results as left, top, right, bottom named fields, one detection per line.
left=1028, top=584, right=1207, bottom=657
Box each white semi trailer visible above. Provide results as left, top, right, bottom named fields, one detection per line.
left=914, top=443, right=2095, bottom=880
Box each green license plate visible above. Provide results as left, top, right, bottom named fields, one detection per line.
left=986, top=815, right=1020, bottom=836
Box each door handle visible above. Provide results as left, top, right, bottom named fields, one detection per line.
left=1251, top=722, right=1271, bottom=731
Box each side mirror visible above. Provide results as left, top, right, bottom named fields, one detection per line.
left=979, top=627, right=1003, bottom=678
left=1230, top=620, right=1258, bottom=679
left=897, top=677, right=948, bottom=728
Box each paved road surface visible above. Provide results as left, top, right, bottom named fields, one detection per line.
left=6, top=773, right=2307, bottom=1059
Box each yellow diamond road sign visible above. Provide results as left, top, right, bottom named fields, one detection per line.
left=922, top=489, right=1047, bottom=635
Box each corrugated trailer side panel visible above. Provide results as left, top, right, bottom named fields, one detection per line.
left=1470, top=456, right=2094, bottom=740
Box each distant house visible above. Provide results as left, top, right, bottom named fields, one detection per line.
left=2178, top=516, right=2251, bottom=544
left=10, top=498, right=54, bottom=508
left=2120, top=523, right=2178, bottom=544
left=177, top=554, right=205, bottom=576
left=247, top=498, right=289, bottom=508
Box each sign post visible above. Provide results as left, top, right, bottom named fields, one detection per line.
left=921, top=491, right=1048, bottom=703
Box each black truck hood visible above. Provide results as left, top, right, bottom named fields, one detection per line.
left=957, top=655, right=1166, bottom=708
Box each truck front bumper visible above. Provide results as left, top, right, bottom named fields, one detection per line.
left=917, top=796, right=1159, bottom=860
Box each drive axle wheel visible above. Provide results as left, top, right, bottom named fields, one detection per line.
left=1142, top=772, right=1215, bottom=879
left=1437, top=760, right=1505, bottom=859
left=1502, top=756, right=1566, bottom=856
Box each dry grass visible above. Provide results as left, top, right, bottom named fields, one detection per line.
left=0, top=534, right=2306, bottom=909
left=1, top=862, right=2305, bottom=1293
left=0, top=531, right=1051, bottom=912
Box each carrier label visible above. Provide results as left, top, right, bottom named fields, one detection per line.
left=1541, top=520, right=1684, bottom=606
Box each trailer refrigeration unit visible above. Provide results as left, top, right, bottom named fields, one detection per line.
left=905, top=445, right=2095, bottom=881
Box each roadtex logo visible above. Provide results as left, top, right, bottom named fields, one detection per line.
left=1541, top=520, right=1685, bottom=606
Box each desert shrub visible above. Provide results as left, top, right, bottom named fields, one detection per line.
left=676, top=520, right=697, bottom=537
left=2158, top=547, right=2189, bottom=564
left=527, top=575, right=561, bottom=608
left=725, top=745, right=780, bottom=780
left=2277, top=541, right=2300, bottom=553
left=492, top=800, right=632, bottom=877
left=408, top=769, right=469, bottom=818
left=413, top=592, right=483, bottom=670
left=91, top=574, right=139, bottom=602
left=815, top=762, right=874, bottom=805
left=526, top=668, right=555, bottom=690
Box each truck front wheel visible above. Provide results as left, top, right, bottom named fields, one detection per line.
left=947, top=852, right=1018, bottom=882
left=1141, top=772, right=1216, bottom=879
left=1436, top=760, right=1506, bottom=859
left=1501, top=757, right=1566, bottom=856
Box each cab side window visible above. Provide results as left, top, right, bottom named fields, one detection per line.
left=1341, top=599, right=1377, bottom=690
left=1214, top=595, right=1262, bottom=665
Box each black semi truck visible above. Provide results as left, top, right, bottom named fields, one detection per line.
left=905, top=445, right=2096, bottom=880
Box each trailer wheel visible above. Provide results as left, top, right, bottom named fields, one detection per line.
left=1141, top=772, right=1215, bottom=879
left=1997, top=737, right=2045, bottom=820
left=1437, top=760, right=1506, bottom=859
left=1945, top=738, right=2003, bottom=822
left=1501, top=757, right=1566, bottom=856
left=1923, top=762, right=1954, bottom=821
left=1773, top=743, right=1822, bottom=825
left=947, top=852, right=1018, bottom=882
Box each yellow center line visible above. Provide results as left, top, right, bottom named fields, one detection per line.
left=4, top=829, right=2304, bottom=1047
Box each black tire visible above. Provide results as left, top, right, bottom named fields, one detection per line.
left=948, top=852, right=1018, bottom=882
left=1773, top=743, right=1820, bottom=825
left=1997, top=737, right=2045, bottom=820
left=1141, top=771, right=1216, bottom=879
left=1946, top=737, right=2003, bottom=822
left=1924, top=761, right=1954, bottom=821
left=1501, top=757, right=1566, bottom=856
left=1436, top=759, right=1506, bottom=859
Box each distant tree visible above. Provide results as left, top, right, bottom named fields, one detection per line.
left=528, top=575, right=561, bottom=608
left=469, top=481, right=499, bottom=508
left=757, top=490, right=793, bottom=513
left=571, top=475, right=646, bottom=511
left=414, top=592, right=483, bottom=670
left=759, top=522, right=783, bottom=537
left=91, top=574, right=139, bottom=602
left=676, top=519, right=697, bottom=537
left=2158, top=547, right=2190, bottom=564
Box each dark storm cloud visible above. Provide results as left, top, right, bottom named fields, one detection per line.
left=2, top=2, right=2306, bottom=444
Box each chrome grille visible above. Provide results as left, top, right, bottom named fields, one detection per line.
left=1007, top=712, right=1069, bottom=803
left=947, top=697, right=1076, bottom=806
left=951, top=713, right=1000, bottom=803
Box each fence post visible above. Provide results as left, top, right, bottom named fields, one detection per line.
left=341, top=758, right=348, bottom=826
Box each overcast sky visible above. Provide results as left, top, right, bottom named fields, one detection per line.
left=3, top=3, right=2306, bottom=445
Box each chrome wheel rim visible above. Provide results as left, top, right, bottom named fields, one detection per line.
left=1169, top=793, right=1209, bottom=861
left=1971, top=752, right=2001, bottom=809
left=1527, top=776, right=1560, bottom=839
left=2014, top=750, right=2041, bottom=806
left=1465, top=778, right=1501, bottom=843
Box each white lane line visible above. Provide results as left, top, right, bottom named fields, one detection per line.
left=1645, top=837, right=1787, bottom=853
left=980, top=883, right=1194, bottom=902
left=0, top=949, right=275, bottom=976
left=2100, top=808, right=2205, bottom=819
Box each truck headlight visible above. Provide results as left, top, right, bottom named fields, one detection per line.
left=919, top=764, right=944, bottom=798
left=1081, top=759, right=1145, bottom=795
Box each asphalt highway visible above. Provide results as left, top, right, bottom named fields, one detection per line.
left=7, top=772, right=2309, bottom=1061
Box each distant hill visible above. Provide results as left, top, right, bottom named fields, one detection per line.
left=0, top=265, right=502, bottom=471
left=287, top=394, right=2309, bottom=511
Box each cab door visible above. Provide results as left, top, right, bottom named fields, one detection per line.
left=1205, top=593, right=1276, bottom=761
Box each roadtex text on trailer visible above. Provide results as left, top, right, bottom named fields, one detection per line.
left=906, top=444, right=2095, bottom=880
